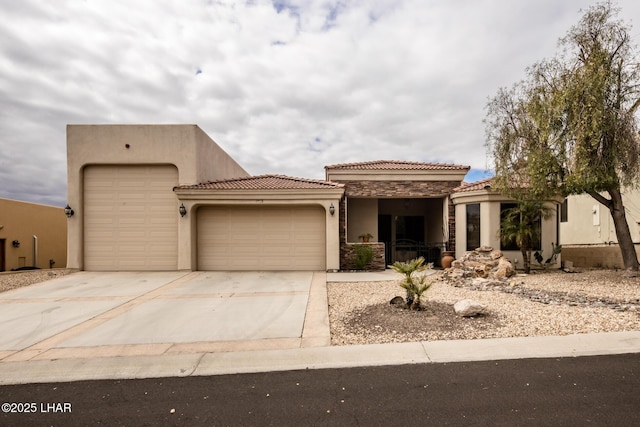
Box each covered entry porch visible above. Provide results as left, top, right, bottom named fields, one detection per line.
left=346, top=197, right=449, bottom=266
left=324, top=160, right=470, bottom=271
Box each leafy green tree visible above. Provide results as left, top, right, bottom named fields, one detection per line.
left=500, top=200, right=554, bottom=274
left=388, top=257, right=433, bottom=310
left=486, top=2, right=640, bottom=271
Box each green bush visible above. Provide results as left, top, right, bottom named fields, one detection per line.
left=353, top=244, right=374, bottom=270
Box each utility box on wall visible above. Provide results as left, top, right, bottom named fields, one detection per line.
left=592, top=204, right=600, bottom=226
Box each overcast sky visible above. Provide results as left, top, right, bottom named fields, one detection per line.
left=2, top=0, right=640, bottom=207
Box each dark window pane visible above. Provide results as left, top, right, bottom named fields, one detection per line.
left=500, top=202, right=542, bottom=251
left=466, top=204, right=480, bottom=251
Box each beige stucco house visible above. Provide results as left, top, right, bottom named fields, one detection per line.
left=0, top=198, right=67, bottom=271
left=67, top=124, right=563, bottom=272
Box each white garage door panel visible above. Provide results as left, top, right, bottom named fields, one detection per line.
left=84, top=165, right=178, bottom=271
left=198, top=206, right=326, bottom=271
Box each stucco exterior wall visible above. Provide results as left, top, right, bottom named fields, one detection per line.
left=347, top=198, right=378, bottom=242
left=194, top=126, right=248, bottom=182
left=0, top=199, right=67, bottom=271
left=66, top=124, right=249, bottom=270
left=452, top=191, right=560, bottom=270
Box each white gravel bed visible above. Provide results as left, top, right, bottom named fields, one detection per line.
left=328, top=269, right=640, bottom=346
left=0, top=269, right=77, bottom=293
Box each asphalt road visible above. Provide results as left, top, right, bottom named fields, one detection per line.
left=1, top=354, right=638, bottom=426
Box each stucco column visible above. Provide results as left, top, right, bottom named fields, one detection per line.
left=326, top=200, right=341, bottom=270
left=65, top=161, right=83, bottom=269
left=177, top=201, right=196, bottom=270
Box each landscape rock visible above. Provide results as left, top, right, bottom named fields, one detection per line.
left=495, top=257, right=515, bottom=278
left=443, top=246, right=515, bottom=287
left=454, top=299, right=487, bottom=317
left=389, top=296, right=406, bottom=307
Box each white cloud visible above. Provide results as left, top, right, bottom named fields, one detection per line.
left=1, top=0, right=640, bottom=205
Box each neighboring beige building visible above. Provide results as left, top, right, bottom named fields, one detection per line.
left=450, top=178, right=562, bottom=269
left=0, top=198, right=67, bottom=271
left=560, top=189, right=640, bottom=268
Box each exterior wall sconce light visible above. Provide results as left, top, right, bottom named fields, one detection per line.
left=329, top=203, right=335, bottom=216
left=64, top=204, right=74, bottom=218
left=12, top=240, right=20, bottom=248
left=179, top=203, right=187, bottom=217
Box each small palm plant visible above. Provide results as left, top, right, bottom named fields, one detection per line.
left=500, top=200, right=553, bottom=274
left=388, top=256, right=434, bottom=310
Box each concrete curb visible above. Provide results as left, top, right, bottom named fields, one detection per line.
left=1, top=331, right=638, bottom=385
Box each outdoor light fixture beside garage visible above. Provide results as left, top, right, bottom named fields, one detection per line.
left=179, top=203, right=187, bottom=217
left=329, top=203, right=335, bottom=216
left=64, top=204, right=74, bottom=217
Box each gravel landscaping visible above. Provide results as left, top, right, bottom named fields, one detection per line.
left=0, top=269, right=76, bottom=293
left=328, top=269, right=640, bottom=346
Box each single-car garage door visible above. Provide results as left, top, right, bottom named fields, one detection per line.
left=84, top=165, right=178, bottom=271
left=197, top=206, right=326, bottom=270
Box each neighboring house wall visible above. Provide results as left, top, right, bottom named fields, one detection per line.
left=451, top=190, right=561, bottom=270
left=66, top=124, right=249, bottom=270
left=560, top=190, right=640, bottom=245
left=560, top=189, right=640, bottom=268
left=0, top=198, right=67, bottom=271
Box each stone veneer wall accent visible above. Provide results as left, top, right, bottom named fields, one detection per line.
left=339, top=196, right=347, bottom=244
left=340, top=242, right=386, bottom=271
left=448, top=198, right=456, bottom=253
left=336, top=180, right=460, bottom=197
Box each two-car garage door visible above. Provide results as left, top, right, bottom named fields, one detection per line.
left=197, top=206, right=326, bottom=271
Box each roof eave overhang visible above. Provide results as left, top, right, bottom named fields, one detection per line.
left=450, top=190, right=563, bottom=204
left=174, top=187, right=345, bottom=201
left=326, top=169, right=469, bottom=182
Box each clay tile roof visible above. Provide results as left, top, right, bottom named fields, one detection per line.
left=453, top=177, right=495, bottom=192
left=325, top=160, right=470, bottom=171
left=175, top=174, right=344, bottom=190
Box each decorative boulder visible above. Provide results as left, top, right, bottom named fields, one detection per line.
left=443, top=246, right=515, bottom=286
left=454, top=299, right=487, bottom=317
left=495, top=257, right=515, bottom=279
left=389, top=296, right=405, bottom=307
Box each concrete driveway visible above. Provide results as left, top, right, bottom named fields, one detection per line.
left=0, top=271, right=329, bottom=362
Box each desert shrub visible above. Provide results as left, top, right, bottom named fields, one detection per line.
left=388, top=256, right=434, bottom=310
left=354, top=244, right=374, bottom=270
